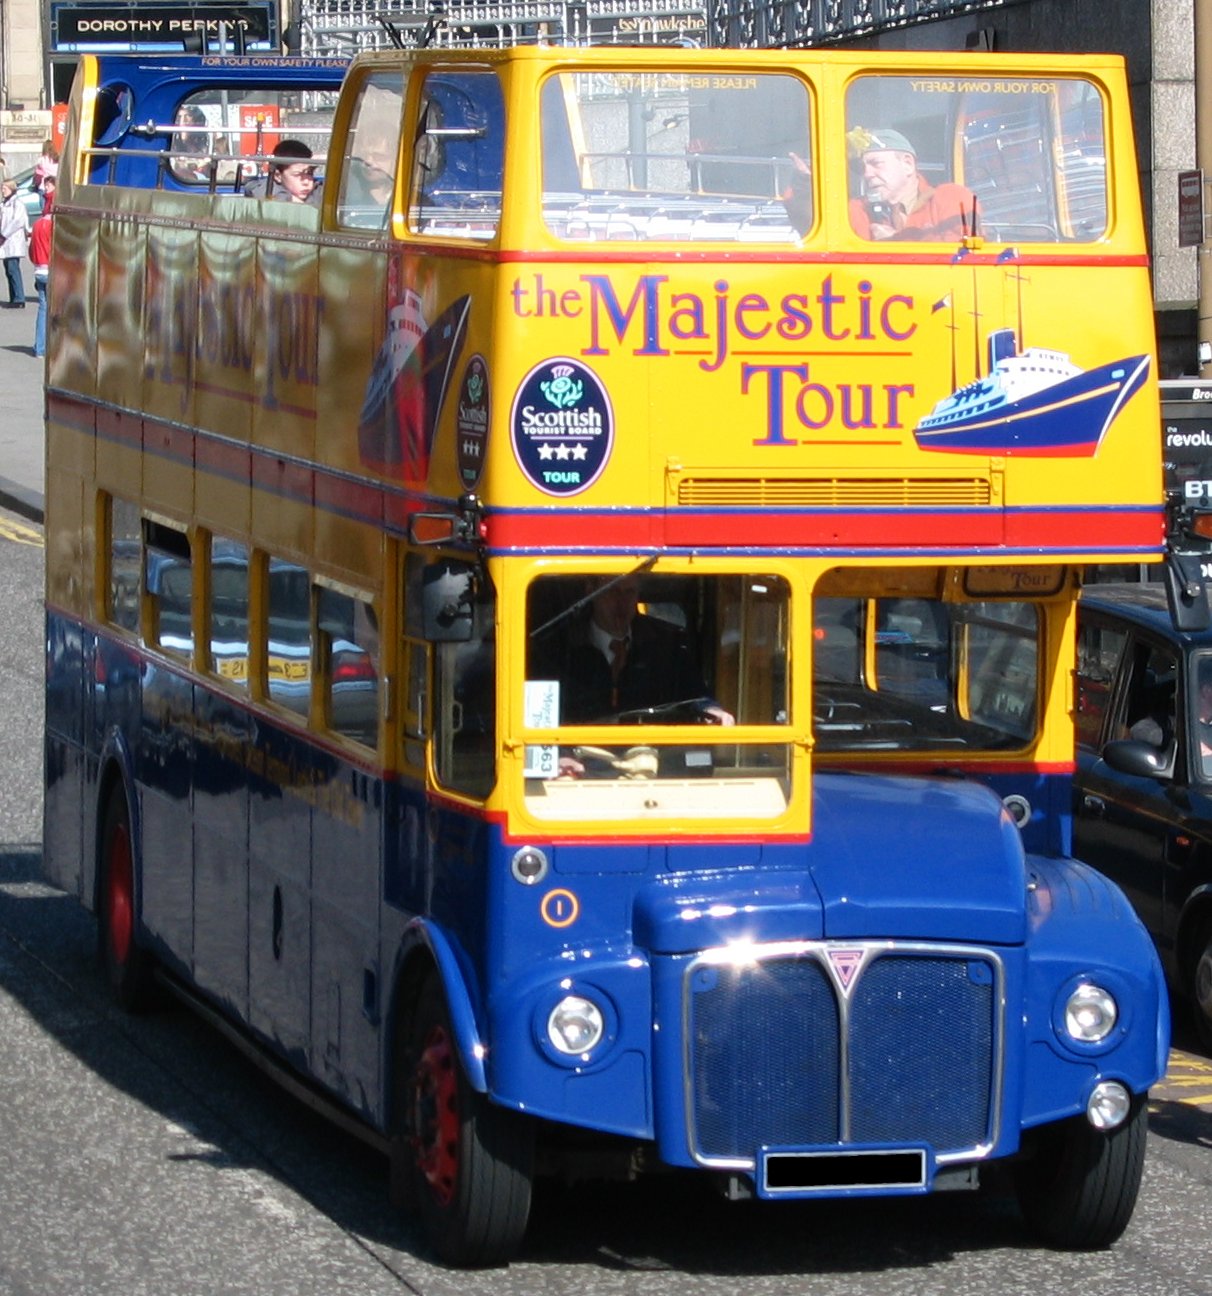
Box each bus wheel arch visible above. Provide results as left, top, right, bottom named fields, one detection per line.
left=389, top=965, right=534, bottom=1267
left=96, top=770, right=155, bottom=1012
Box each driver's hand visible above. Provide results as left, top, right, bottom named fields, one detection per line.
left=702, top=704, right=735, bottom=726
left=557, top=755, right=586, bottom=778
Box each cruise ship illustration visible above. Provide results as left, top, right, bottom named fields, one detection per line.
left=358, top=291, right=471, bottom=481
left=914, top=328, right=1150, bottom=456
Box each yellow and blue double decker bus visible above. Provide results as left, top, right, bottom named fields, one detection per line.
left=44, top=37, right=1170, bottom=1265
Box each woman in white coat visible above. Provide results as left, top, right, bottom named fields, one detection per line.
left=0, top=179, right=31, bottom=308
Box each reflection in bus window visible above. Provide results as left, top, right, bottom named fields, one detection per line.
left=317, top=586, right=380, bottom=748
left=337, top=71, right=405, bottom=229
left=168, top=89, right=337, bottom=190
left=540, top=71, right=812, bottom=243
left=409, top=72, right=504, bottom=239
left=210, top=539, right=250, bottom=690
left=845, top=76, right=1107, bottom=243
left=266, top=557, right=311, bottom=716
left=433, top=572, right=496, bottom=797
left=145, top=520, right=192, bottom=658
left=813, top=585, right=1039, bottom=752
left=108, top=496, right=141, bottom=635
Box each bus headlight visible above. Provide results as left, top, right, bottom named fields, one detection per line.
left=1064, top=983, right=1118, bottom=1043
left=547, top=995, right=605, bottom=1055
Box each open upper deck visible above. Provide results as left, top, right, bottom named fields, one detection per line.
left=53, top=46, right=1163, bottom=562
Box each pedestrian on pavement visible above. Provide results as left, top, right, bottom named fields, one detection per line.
left=0, top=179, right=31, bottom=308
left=33, top=141, right=59, bottom=210
left=29, top=175, right=54, bottom=356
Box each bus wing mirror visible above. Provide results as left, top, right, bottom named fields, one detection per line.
left=422, top=561, right=475, bottom=642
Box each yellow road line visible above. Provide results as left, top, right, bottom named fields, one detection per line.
left=0, top=517, right=43, bottom=547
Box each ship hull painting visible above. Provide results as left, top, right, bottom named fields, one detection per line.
left=358, top=292, right=471, bottom=482
left=913, top=329, right=1150, bottom=457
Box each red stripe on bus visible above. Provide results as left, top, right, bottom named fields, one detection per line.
left=496, top=248, right=1153, bottom=269
left=484, top=508, right=1164, bottom=551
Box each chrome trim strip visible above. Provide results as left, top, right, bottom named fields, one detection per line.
left=680, top=939, right=1006, bottom=1173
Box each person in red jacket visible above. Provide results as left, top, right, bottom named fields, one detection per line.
left=848, top=127, right=976, bottom=242
left=29, top=176, right=54, bottom=357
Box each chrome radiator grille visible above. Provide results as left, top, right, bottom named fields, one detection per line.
left=684, top=943, right=1000, bottom=1168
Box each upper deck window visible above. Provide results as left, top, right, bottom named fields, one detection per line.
left=540, top=71, right=812, bottom=243
left=408, top=71, right=504, bottom=240
left=336, top=71, right=406, bottom=230
left=845, top=75, right=1108, bottom=244
left=167, top=88, right=337, bottom=190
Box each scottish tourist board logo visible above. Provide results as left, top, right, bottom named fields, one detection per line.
left=456, top=354, right=490, bottom=490
left=511, top=357, right=613, bottom=497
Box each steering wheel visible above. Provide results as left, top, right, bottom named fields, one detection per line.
left=570, top=745, right=660, bottom=779
left=616, top=697, right=722, bottom=726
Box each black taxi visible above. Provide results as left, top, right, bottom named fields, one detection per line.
left=1075, top=580, right=1212, bottom=1048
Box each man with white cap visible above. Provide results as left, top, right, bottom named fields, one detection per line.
left=848, top=126, right=975, bottom=242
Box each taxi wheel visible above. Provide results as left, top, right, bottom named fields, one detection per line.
left=1189, top=921, right=1212, bottom=1053
left=98, top=790, right=154, bottom=1012
left=399, top=972, right=534, bottom=1267
left=1013, top=1094, right=1146, bottom=1249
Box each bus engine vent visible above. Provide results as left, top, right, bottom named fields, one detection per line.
left=685, top=946, right=998, bottom=1169
left=675, top=477, right=992, bottom=508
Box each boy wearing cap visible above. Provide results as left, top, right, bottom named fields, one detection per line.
left=848, top=127, right=975, bottom=242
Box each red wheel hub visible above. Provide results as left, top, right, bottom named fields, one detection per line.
left=105, top=820, right=134, bottom=966
left=412, top=1025, right=459, bottom=1205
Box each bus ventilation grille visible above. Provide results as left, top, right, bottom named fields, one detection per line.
left=675, top=477, right=992, bottom=508
left=686, top=948, right=997, bottom=1166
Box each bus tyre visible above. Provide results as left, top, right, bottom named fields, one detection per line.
left=1013, top=1094, right=1147, bottom=1250
left=98, top=791, right=154, bottom=1012
left=400, top=972, right=533, bottom=1267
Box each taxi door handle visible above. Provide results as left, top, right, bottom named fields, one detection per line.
left=1081, top=794, right=1106, bottom=816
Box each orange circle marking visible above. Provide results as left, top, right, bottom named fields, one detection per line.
left=541, top=888, right=580, bottom=929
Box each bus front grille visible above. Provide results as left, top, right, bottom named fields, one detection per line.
left=684, top=945, right=998, bottom=1168
left=675, top=476, right=993, bottom=509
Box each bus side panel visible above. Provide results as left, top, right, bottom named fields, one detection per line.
left=310, top=753, right=384, bottom=1117
left=143, top=218, right=199, bottom=434
left=191, top=686, right=252, bottom=1019
left=248, top=719, right=313, bottom=1064
left=317, top=243, right=388, bottom=483
left=96, top=204, right=147, bottom=415
left=47, top=204, right=99, bottom=407
left=195, top=223, right=256, bottom=473
left=136, top=662, right=195, bottom=969
left=44, top=607, right=88, bottom=901
left=253, top=233, right=320, bottom=461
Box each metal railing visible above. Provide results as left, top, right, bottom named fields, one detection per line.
left=297, top=0, right=1013, bottom=53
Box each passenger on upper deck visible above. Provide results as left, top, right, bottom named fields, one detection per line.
left=171, top=104, right=213, bottom=183
left=848, top=127, right=976, bottom=242
left=244, top=140, right=323, bottom=207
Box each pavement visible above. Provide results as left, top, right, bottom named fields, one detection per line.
left=0, top=262, right=46, bottom=525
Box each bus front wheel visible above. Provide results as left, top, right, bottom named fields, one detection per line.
left=1013, top=1094, right=1146, bottom=1249
left=398, top=972, right=534, bottom=1267
left=98, top=790, right=154, bottom=1012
